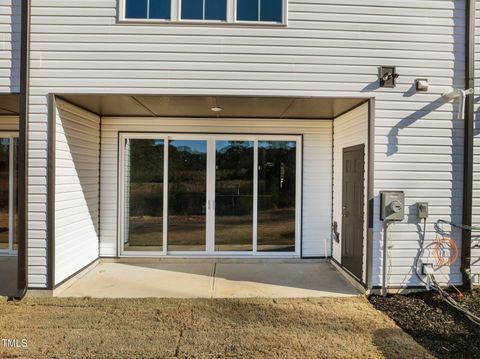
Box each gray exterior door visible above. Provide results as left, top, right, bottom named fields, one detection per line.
left=341, top=145, right=365, bottom=280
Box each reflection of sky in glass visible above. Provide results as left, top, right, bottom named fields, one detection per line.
left=237, top=0, right=258, bottom=21
left=126, top=0, right=148, bottom=18
left=170, top=140, right=207, bottom=153
left=0, top=138, right=8, bottom=146
left=150, top=0, right=171, bottom=19
left=181, top=0, right=203, bottom=19
left=205, top=0, right=227, bottom=20
left=216, top=141, right=253, bottom=152
left=125, top=0, right=170, bottom=19
left=260, top=0, right=282, bottom=22
left=153, top=140, right=164, bottom=146
left=259, top=141, right=296, bottom=149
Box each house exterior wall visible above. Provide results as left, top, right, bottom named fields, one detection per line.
left=100, top=117, right=333, bottom=258
left=0, top=0, right=20, bottom=93
left=332, top=103, right=369, bottom=283
left=54, top=98, right=100, bottom=285
left=472, top=0, right=480, bottom=284
left=23, top=0, right=468, bottom=288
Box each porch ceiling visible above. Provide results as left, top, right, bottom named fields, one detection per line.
left=0, top=94, right=19, bottom=115
left=58, top=95, right=367, bottom=119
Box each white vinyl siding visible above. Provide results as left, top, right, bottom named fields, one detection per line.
left=332, top=103, right=368, bottom=283
left=27, top=0, right=465, bottom=287
left=54, top=98, right=100, bottom=285
left=0, top=0, right=20, bottom=93
left=100, top=117, right=332, bottom=258
left=472, top=1, right=480, bottom=284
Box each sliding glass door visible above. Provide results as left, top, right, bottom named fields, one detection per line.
left=120, top=134, right=301, bottom=256
left=215, top=141, right=254, bottom=252
left=168, top=140, right=207, bottom=251
left=0, top=134, right=18, bottom=254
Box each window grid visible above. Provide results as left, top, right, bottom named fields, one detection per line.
left=122, top=0, right=285, bottom=24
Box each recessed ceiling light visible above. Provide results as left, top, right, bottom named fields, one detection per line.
left=211, top=106, right=223, bottom=112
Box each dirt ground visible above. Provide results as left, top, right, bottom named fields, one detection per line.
left=370, top=288, right=480, bottom=359
left=0, top=296, right=433, bottom=358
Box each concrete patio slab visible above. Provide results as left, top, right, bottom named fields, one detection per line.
left=213, top=262, right=359, bottom=298
left=58, top=262, right=215, bottom=298
left=56, top=260, right=360, bottom=298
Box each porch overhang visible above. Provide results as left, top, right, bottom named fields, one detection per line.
left=0, top=94, right=19, bottom=115
left=57, top=94, right=368, bottom=119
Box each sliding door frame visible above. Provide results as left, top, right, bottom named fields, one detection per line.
left=118, top=132, right=302, bottom=258
left=0, top=132, right=19, bottom=255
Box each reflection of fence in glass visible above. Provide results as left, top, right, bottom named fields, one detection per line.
left=0, top=137, right=18, bottom=253
left=215, top=141, right=254, bottom=251
left=125, top=139, right=164, bottom=251
left=168, top=140, right=207, bottom=251
left=0, top=138, right=9, bottom=250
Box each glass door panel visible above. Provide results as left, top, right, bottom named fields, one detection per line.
left=12, top=138, right=18, bottom=251
left=215, top=140, right=254, bottom=252
left=168, top=140, right=207, bottom=251
left=0, top=138, right=9, bottom=251
left=257, top=141, right=296, bottom=252
left=124, top=139, right=165, bottom=252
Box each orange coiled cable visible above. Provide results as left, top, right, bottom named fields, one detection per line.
left=433, top=236, right=459, bottom=267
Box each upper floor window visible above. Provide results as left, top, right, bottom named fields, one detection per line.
left=181, top=0, right=227, bottom=21
left=126, top=0, right=171, bottom=20
left=122, top=0, right=285, bottom=24
left=237, top=0, right=282, bottom=22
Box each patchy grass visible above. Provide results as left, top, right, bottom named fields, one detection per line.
left=0, top=297, right=433, bottom=358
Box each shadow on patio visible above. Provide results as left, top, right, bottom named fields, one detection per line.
left=56, top=260, right=360, bottom=298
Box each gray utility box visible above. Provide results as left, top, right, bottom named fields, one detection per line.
left=380, top=191, right=405, bottom=222
left=417, top=202, right=429, bottom=219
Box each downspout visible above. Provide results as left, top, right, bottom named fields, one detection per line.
left=462, top=0, right=475, bottom=291
left=15, top=0, right=30, bottom=299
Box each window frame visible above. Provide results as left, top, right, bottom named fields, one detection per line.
left=119, top=0, right=287, bottom=25
left=118, top=132, right=301, bottom=258
left=0, top=132, right=19, bottom=255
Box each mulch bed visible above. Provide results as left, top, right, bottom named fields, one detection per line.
left=369, top=288, right=480, bottom=359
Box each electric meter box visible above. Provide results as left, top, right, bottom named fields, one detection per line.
left=380, top=191, right=405, bottom=222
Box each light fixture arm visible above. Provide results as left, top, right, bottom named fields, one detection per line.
left=442, top=88, right=474, bottom=120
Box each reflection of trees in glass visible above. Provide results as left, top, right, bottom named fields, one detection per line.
left=258, top=141, right=296, bottom=252
left=0, top=139, right=9, bottom=247
left=169, top=141, right=207, bottom=216
left=215, top=141, right=254, bottom=251
left=130, top=139, right=164, bottom=184
left=216, top=141, right=253, bottom=216
left=258, top=141, right=296, bottom=210
left=129, top=139, right=164, bottom=217
left=168, top=141, right=207, bottom=250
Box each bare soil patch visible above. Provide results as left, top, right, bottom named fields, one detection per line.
left=0, top=296, right=432, bottom=358
left=369, top=288, right=480, bottom=359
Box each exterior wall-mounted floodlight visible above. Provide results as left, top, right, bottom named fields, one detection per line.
left=442, top=88, right=474, bottom=120
left=379, top=66, right=399, bottom=88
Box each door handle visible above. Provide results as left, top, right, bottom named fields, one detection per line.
left=332, top=221, right=340, bottom=243
left=342, top=206, right=348, bottom=217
